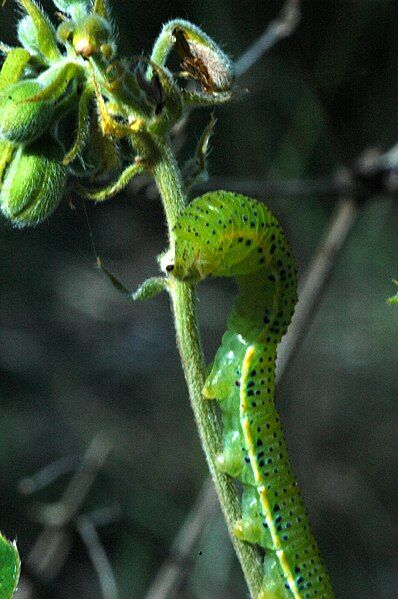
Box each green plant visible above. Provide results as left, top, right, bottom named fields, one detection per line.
left=0, top=1, right=334, bottom=597
left=0, top=534, right=20, bottom=599
left=388, top=280, right=398, bottom=305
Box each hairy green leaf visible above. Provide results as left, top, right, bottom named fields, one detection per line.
left=17, top=0, right=61, bottom=62
left=0, top=47, right=30, bottom=90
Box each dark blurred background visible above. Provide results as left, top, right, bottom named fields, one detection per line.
left=1, top=1, right=397, bottom=598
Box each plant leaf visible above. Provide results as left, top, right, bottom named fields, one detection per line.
left=97, top=260, right=167, bottom=301
left=0, top=533, right=20, bottom=599
left=387, top=280, right=398, bottom=305
left=0, top=47, right=30, bottom=90
left=17, top=0, right=61, bottom=62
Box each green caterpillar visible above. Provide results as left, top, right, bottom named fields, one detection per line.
left=170, top=191, right=334, bottom=599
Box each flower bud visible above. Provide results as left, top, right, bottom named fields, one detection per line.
left=72, top=15, right=114, bottom=59
left=56, top=20, right=75, bottom=45
left=0, top=79, right=55, bottom=143
left=0, top=137, right=67, bottom=227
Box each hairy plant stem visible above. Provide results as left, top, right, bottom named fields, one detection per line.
left=151, top=136, right=263, bottom=598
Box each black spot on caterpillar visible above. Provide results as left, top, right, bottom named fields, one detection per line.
left=172, top=192, right=334, bottom=598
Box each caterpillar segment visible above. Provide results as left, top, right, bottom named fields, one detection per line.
left=172, top=191, right=334, bottom=598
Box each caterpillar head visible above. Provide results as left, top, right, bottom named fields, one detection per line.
left=160, top=246, right=204, bottom=283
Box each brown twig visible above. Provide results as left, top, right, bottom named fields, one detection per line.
left=235, top=0, right=301, bottom=77
left=144, top=478, right=219, bottom=599
left=276, top=196, right=359, bottom=383
left=198, top=174, right=348, bottom=198
left=199, top=143, right=398, bottom=200
left=25, top=433, right=112, bottom=588
left=17, top=455, right=79, bottom=496
left=76, top=515, right=119, bottom=599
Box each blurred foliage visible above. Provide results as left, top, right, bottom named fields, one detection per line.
left=0, top=1, right=397, bottom=598
left=388, top=281, right=398, bottom=304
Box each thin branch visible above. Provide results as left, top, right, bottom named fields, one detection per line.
left=137, top=153, right=398, bottom=203
left=354, top=145, right=398, bottom=196
left=27, top=432, right=112, bottom=582
left=17, top=455, right=79, bottom=496
left=276, top=196, right=359, bottom=383
left=235, top=0, right=301, bottom=77
left=198, top=174, right=348, bottom=198
left=83, top=505, right=122, bottom=528
left=146, top=194, right=359, bottom=598
left=199, top=146, right=398, bottom=199
left=144, top=478, right=219, bottom=599
left=378, top=142, right=398, bottom=170
left=152, top=139, right=264, bottom=598
left=76, top=515, right=119, bottom=599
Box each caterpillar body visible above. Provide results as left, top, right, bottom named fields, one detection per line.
left=171, top=192, right=334, bottom=598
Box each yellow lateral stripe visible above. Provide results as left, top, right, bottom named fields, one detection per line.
left=240, top=345, right=302, bottom=599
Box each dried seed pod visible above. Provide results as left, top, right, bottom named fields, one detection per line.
left=0, top=79, right=55, bottom=143
left=173, top=23, right=234, bottom=92
left=150, top=19, right=234, bottom=93
left=0, top=136, right=67, bottom=227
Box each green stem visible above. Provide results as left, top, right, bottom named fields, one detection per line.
left=151, top=137, right=263, bottom=598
